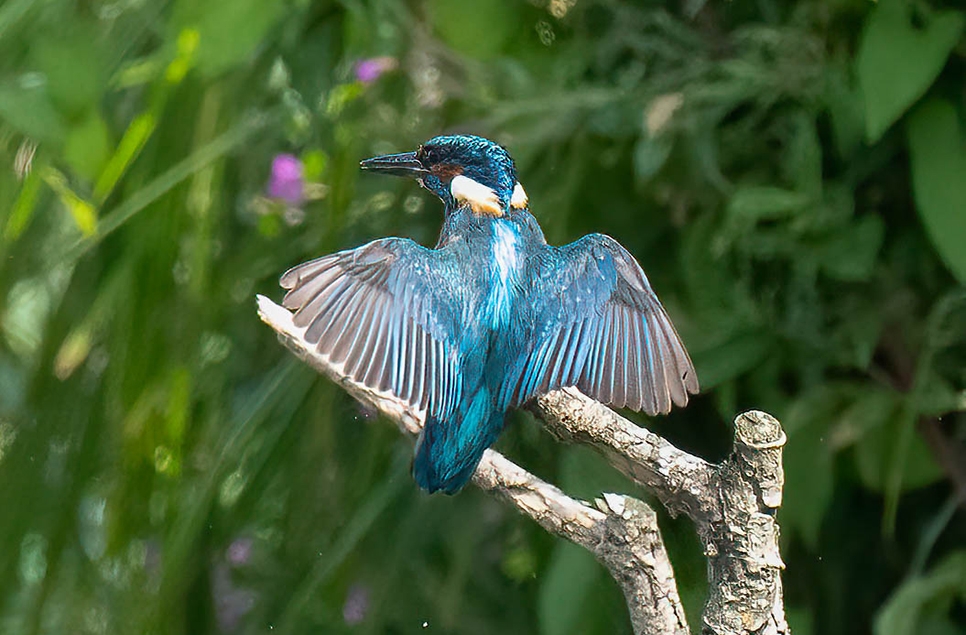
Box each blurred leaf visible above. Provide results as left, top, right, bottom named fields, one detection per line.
left=824, top=56, right=865, bottom=159
left=783, top=413, right=834, bottom=549
left=2, top=270, right=67, bottom=360
left=502, top=545, right=538, bottom=583
left=0, top=0, right=34, bottom=41
left=557, top=446, right=629, bottom=501
left=42, top=168, right=97, bottom=236
left=713, top=379, right=737, bottom=423
left=727, top=186, right=810, bottom=223
left=257, top=211, right=282, bottom=237
left=882, top=292, right=966, bottom=535
left=172, top=0, right=284, bottom=78
left=112, top=56, right=166, bottom=89
left=694, top=330, right=772, bottom=390
left=72, top=112, right=264, bottom=261
left=914, top=617, right=966, bottom=635
left=533, top=449, right=627, bottom=634
left=4, top=168, right=42, bottom=242
left=68, top=199, right=100, bottom=238
left=856, top=0, right=964, bottom=142
left=301, top=149, right=328, bottom=181
left=682, top=0, right=708, bottom=19
left=782, top=385, right=863, bottom=548
left=834, top=304, right=884, bottom=370
left=274, top=459, right=408, bottom=634
left=915, top=378, right=966, bottom=418
left=166, top=367, right=191, bottom=450
left=31, top=21, right=106, bottom=117
left=909, top=497, right=961, bottom=580
left=0, top=360, right=26, bottom=417
left=587, top=102, right=637, bottom=138
left=429, top=0, right=517, bottom=60
left=53, top=327, right=92, bottom=381
left=820, top=215, right=884, bottom=282
left=680, top=214, right=754, bottom=338
left=538, top=541, right=600, bottom=635
left=826, top=388, right=901, bottom=456
left=632, top=135, right=672, bottom=182
left=783, top=112, right=822, bottom=198
left=854, top=409, right=943, bottom=493
left=0, top=80, right=66, bottom=145
left=93, top=112, right=157, bottom=203
left=786, top=605, right=814, bottom=635
left=164, top=28, right=200, bottom=84
left=907, top=98, right=966, bottom=285
left=325, top=82, right=365, bottom=117
left=873, top=550, right=966, bottom=635
left=64, top=111, right=112, bottom=182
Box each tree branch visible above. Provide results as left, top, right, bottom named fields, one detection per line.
left=473, top=451, right=688, bottom=634
left=531, top=390, right=790, bottom=634
left=256, top=294, right=789, bottom=635
left=532, top=389, right=715, bottom=521
left=702, top=411, right=789, bottom=635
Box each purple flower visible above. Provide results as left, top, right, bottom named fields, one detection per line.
left=342, top=583, right=370, bottom=625
left=354, top=57, right=397, bottom=84
left=212, top=562, right=256, bottom=633
left=268, top=154, right=304, bottom=206
left=227, top=537, right=253, bottom=567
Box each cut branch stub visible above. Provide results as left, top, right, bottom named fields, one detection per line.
left=530, top=392, right=790, bottom=635
left=703, top=411, right=789, bottom=635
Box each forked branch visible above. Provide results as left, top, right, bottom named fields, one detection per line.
left=257, top=295, right=788, bottom=635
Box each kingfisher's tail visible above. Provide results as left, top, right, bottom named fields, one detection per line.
left=413, top=387, right=504, bottom=494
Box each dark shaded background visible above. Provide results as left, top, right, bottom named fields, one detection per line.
left=1, top=0, right=965, bottom=633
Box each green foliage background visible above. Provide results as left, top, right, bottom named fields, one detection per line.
left=1, top=0, right=965, bottom=633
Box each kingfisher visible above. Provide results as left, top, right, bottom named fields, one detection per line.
left=279, top=135, right=698, bottom=494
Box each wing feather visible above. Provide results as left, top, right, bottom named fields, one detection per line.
left=624, top=307, right=641, bottom=411
left=632, top=309, right=646, bottom=410
left=363, top=300, right=391, bottom=390
left=281, top=238, right=461, bottom=419
left=649, top=313, right=671, bottom=415
left=509, top=233, right=698, bottom=415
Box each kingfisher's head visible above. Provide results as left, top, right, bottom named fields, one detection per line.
left=360, top=134, right=528, bottom=216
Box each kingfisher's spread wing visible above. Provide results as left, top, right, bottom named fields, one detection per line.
left=280, top=238, right=463, bottom=419
left=506, top=233, right=698, bottom=415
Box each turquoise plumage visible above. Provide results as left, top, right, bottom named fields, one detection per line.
left=280, top=135, right=698, bottom=493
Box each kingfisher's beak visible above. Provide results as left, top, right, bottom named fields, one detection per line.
left=359, top=151, right=428, bottom=179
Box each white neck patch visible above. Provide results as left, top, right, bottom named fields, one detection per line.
left=450, top=175, right=503, bottom=216
left=510, top=182, right=528, bottom=209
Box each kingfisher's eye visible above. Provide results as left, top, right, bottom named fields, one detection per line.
left=420, top=145, right=439, bottom=164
